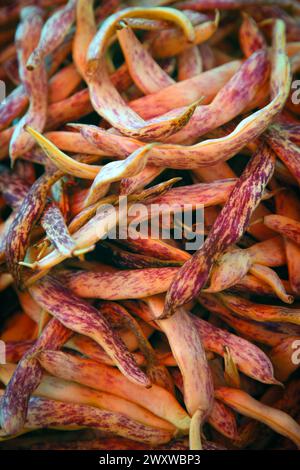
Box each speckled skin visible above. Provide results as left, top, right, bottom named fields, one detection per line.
left=30, top=276, right=150, bottom=387
left=78, top=53, right=262, bottom=154
left=149, top=178, right=236, bottom=207
left=88, top=57, right=198, bottom=141
left=9, top=7, right=48, bottom=163
left=267, top=125, right=300, bottom=185
left=118, top=237, right=190, bottom=262
left=239, top=14, right=267, bottom=58
left=36, top=350, right=191, bottom=430
left=145, top=297, right=213, bottom=431
left=165, top=49, right=270, bottom=144
left=41, top=202, right=76, bottom=256
left=209, top=399, right=237, bottom=439
left=85, top=9, right=198, bottom=141
left=0, top=86, right=28, bottom=132
left=31, top=178, right=179, bottom=274
left=0, top=364, right=175, bottom=433
left=0, top=167, right=30, bottom=209
left=5, top=340, right=35, bottom=363
left=199, top=291, right=300, bottom=347
left=118, top=26, right=174, bottom=95
left=98, top=300, right=174, bottom=393
left=61, top=268, right=178, bottom=300
left=0, top=317, right=71, bottom=435
left=192, top=311, right=277, bottom=384
left=26, top=0, right=76, bottom=71
left=85, top=144, right=152, bottom=206
left=178, top=46, right=203, bottom=81
left=277, top=123, right=300, bottom=145
left=120, top=165, right=163, bottom=195
left=0, top=62, right=80, bottom=133
left=164, top=143, right=276, bottom=315
left=79, top=21, right=290, bottom=168
left=130, top=61, right=241, bottom=119
left=22, top=397, right=174, bottom=446
left=97, top=243, right=183, bottom=270
left=219, top=292, right=300, bottom=326
left=233, top=274, right=293, bottom=301
left=85, top=8, right=197, bottom=141
left=247, top=5, right=300, bottom=42
left=0, top=1, right=66, bottom=27
left=46, top=65, right=132, bottom=130
left=5, top=170, right=62, bottom=287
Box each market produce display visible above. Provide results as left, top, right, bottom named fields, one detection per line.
left=0, top=0, right=300, bottom=451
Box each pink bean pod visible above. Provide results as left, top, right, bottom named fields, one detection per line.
left=41, top=201, right=76, bottom=257
left=145, top=296, right=213, bottom=450
left=215, top=387, right=300, bottom=448
left=177, top=46, right=203, bottom=80
left=5, top=169, right=62, bottom=287
left=26, top=0, right=77, bottom=71
left=0, top=317, right=71, bottom=435
left=29, top=275, right=151, bottom=388
left=263, top=214, right=300, bottom=245
left=9, top=6, right=47, bottom=164
left=87, top=57, right=198, bottom=141
left=22, top=396, right=174, bottom=446
left=73, top=0, right=96, bottom=79
left=163, top=142, right=276, bottom=316
left=219, top=292, right=300, bottom=326
left=36, top=349, right=191, bottom=430
left=239, top=13, right=267, bottom=58
left=117, top=25, right=175, bottom=94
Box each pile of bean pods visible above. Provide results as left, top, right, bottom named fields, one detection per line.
left=1, top=0, right=300, bottom=451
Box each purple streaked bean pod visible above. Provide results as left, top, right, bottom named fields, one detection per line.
left=117, top=25, right=174, bottom=95
left=163, top=142, right=276, bottom=316
left=218, top=292, right=300, bottom=326
left=36, top=350, right=191, bottom=430
left=26, top=0, right=77, bottom=71
left=9, top=6, right=47, bottom=164
left=29, top=275, right=150, bottom=388
left=41, top=202, right=76, bottom=257
left=87, top=57, right=198, bottom=142
left=144, top=296, right=213, bottom=450
left=22, top=396, right=174, bottom=445
left=0, top=317, right=71, bottom=435
left=239, top=13, right=267, bottom=58
left=5, top=169, right=62, bottom=287
left=178, top=46, right=203, bottom=80
left=60, top=267, right=178, bottom=300
left=266, top=124, right=300, bottom=186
